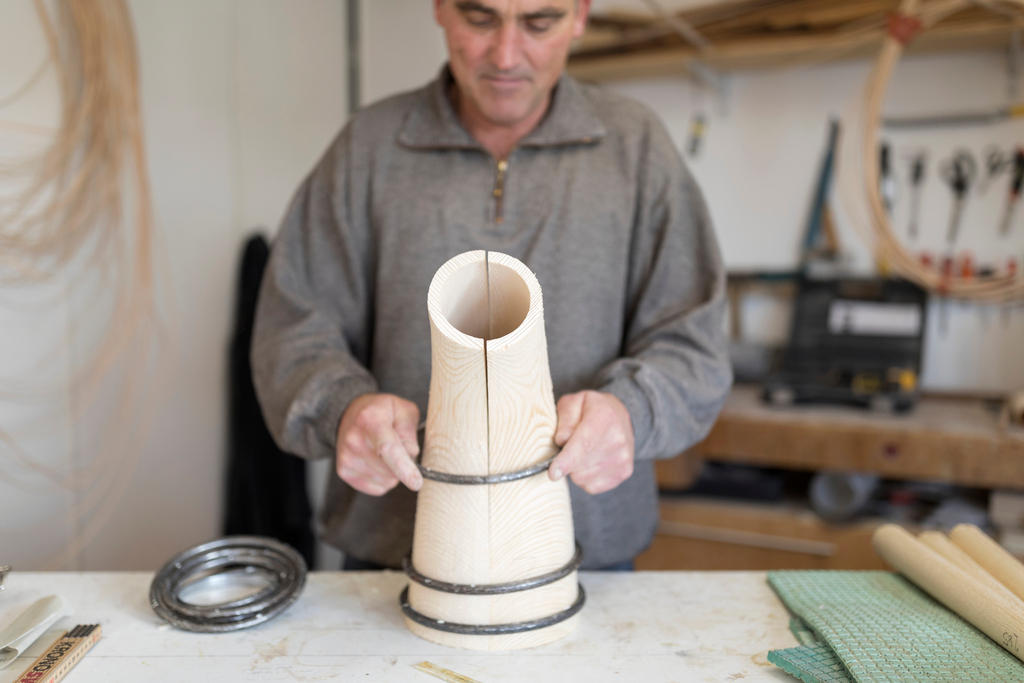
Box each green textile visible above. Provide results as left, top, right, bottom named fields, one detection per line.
left=767, top=570, right=1023, bottom=681
left=768, top=643, right=852, bottom=683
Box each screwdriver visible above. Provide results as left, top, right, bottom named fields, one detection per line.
left=979, top=146, right=1009, bottom=194
left=880, top=141, right=896, bottom=215
left=938, top=255, right=954, bottom=336
left=941, top=150, right=976, bottom=245
left=908, top=152, right=926, bottom=239
left=999, top=148, right=1024, bottom=236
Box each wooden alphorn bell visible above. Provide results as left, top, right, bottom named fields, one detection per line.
left=401, top=250, right=583, bottom=651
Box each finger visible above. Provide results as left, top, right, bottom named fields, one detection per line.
left=549, top=431, right=586, bottom=482
left=571, top=456, right=633, bottom=493
left=554, top=392, right=586, bottom=446
left=392, top=397, right=421, bottom=457
left=337, top=428, right=393, bottom=479
left=337, top=453, right=399, bottom=493
left=376, top=430, right=424, bottom=491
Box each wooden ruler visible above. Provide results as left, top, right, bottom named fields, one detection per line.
left=14, top=624, right=101, bottom=683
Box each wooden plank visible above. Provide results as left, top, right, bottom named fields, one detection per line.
left=636, top=497, right=891, bottom=570
left=690, top=385, right=1024, bottom=488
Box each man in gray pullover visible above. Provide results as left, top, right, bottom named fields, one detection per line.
left=251, top=0, right=732, bottom=570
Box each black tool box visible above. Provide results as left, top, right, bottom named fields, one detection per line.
left=762, top=276, right=927, bottom=413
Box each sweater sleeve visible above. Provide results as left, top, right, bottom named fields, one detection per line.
left=250, top=127, right=378, bottom=461
left=594, top=116, right=733, bottom=461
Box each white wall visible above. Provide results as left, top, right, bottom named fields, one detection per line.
left=361, top=1, right=446, bottom=106
left=1, top=0, right=347, bottom=570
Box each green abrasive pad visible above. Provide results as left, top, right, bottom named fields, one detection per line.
left=766, top=570, right=1024, bottom=681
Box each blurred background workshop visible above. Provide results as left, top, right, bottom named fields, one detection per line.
left=2, top=0, right=1024, bottom=681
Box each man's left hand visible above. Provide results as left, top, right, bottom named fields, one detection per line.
left=548, top=390, right=634, bottom=495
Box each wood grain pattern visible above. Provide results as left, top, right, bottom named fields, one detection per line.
left=873, top=524, right=1024, bottom=664
left=408, top=251, right=577, bottom=651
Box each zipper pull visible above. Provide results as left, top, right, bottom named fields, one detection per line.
left=493, top=159, right=507, bottom=224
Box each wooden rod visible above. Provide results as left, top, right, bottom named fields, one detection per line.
left=950, top=524, right=1024, bottom=602
left=873, top=524, right=1024, bottom=663
left=918, top=531, right=1024, bottom=604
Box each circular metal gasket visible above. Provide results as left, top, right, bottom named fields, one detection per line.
left=403, top=543, right=582, bottom=595
left=149, top=536, right=306, bottom=633
left=399, top=583, right=586, bottom=636
left=416, top=455, right=556, bottom=485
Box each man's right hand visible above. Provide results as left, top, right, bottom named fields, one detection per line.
left=336, top=393, right=423, bottom=496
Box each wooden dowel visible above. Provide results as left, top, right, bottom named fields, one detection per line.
left=873, top=524, right=1024, bottom=663
left=950, top=524, right=1024, bottom=602
left=918, top=531, right=1024, bottom=604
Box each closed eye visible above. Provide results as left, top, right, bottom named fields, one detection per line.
left=524, top=16, right=558, bottom=32
left=464, top=8, right=497, bottom=28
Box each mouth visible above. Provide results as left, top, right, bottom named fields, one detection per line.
left=482, top=75, right=529, bottom=89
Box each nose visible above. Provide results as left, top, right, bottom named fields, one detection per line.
left=490, top=22, right=520, bottom=72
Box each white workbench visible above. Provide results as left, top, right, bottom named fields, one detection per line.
left=0, top=571, right=798, bottom=682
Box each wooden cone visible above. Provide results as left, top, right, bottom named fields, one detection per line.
left=406, top=250, right=579, bottom=651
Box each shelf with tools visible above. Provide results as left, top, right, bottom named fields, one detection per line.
left=636, top=384, right=1024, bottom=570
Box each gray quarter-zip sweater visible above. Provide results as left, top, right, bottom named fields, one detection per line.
left=251, top=67, right=732, bottom=569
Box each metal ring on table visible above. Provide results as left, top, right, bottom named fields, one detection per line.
left=403, top=543, right=582, bottom=595
left=149, top=536, right=306, bottom=632
left=399, top=583, right=586, bottom=635
left=416, top=455, right=556, bottom=485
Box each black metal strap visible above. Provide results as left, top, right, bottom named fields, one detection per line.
left=403, top=543, right=582, bottom=595
left=416, top=455, right=555, bottom=485
left=399, top=583, right=586, bottom=635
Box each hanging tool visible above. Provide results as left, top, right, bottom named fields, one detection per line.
left=957, top=252, right=982, bottom=326
left=687, top=112, right=707, bottom=158
left=879, top=141, right=897, bottom=214
left=938, top=255, right=954, bottom=336
left=999, top=148, right=1024, bottom=236
left=940, top=149, right=976, bottom=245
left=907, top=151, right=926, bottom=239
left=959, top=252, right=974, bottom=280
left=801, top=119, right=842, bottom=270
left=979, top=145, right=1010, bottom=194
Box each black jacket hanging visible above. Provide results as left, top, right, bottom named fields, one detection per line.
left=224, top=233, right=315, bottom=567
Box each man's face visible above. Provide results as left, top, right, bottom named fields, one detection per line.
left=434, top=0, right=590, bottom=130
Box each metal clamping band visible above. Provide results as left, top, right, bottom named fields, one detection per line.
left=403, top=543, right=582, bottom=595
left=416, top=455, right=556, bottom=485
left=399, top=583, right=586, bottom=636
left=149, top=536, right=306, bottom=633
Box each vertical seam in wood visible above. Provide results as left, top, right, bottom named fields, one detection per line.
left=484, top=250, right=492, bottom=591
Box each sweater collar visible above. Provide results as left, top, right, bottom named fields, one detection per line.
left=397, top=65, right=607, bottom=152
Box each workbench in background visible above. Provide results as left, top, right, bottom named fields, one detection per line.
left=0, top=571, right=795, bottom=682
left=639, top=384, right=1024, bottom=571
